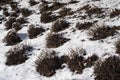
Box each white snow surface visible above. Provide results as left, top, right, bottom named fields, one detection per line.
left=0, top=0, right=120, bottom=80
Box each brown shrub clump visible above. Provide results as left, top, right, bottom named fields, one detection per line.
left=79, top=5, right=103, bottom=17
left=29, top=0, right=38, bottom=6
left=20, top=8, right=32, bottom=17
left=59, top=7, right=72, bottom=17
left=40, top=12, right=58, bottom=23
left=89, top=26, right=117, bottom=40
left=110, top=9, right=120, bottom=18
left=85, top=54, right=99, bottom=67
left=94, top=56, right=120, bottom=80
left=3, top=10, right=10, bottom=16
left=16, top=17, right=27, bottom=24
left=28, top=24, right=45, bottom=39
left=36, top=50, right=63, bottom=77
left=86, top=7, right=103, bottom=15
left=67, top=54, right=85, bottom=74
left=76, top=22, right=93, bottom=30
left=62, top=48, right=86, bottom=74
left=10, top=2, right=18, bottom=10
left=12, top=22, right=21, bottom=31
left=5, top=44, right=32, bottom=66
left=39, top=2, right=49, bottom=13
left=115, top=40, right=120, bottom=54
left=3, top=30, right=22, bottom=45
left=46, top=34, right=70, bottom=48
left=51, top=20, right=69, bottom=32
left=5, top=17, right=16, bottom=30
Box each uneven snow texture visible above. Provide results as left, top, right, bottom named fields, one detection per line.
left=0, top=0, right=120, bottom=80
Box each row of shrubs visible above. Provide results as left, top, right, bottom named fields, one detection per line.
left=3, top=28, right=69, bottom=47
left=75, top=20, right=119, bottom=40
left=39, top=0, right=73, bottom=23
left=40, top=7, right=73, bottom=23
left=1, top=1, right=34, bottom=46
left=3, top=0, right=120, bottom=25
left=3, top=24, right=45, bottom=45
left=40, top=0, right=120, bottom=21
left=6, top=45, right=120, bottom=80
left=3, top=1, right=119, bottom=46
left=3, top=21, right=119, bottom=46
left=89, top=25, right=118, bottom=40
left=6, top=43, right=120, bottom=80
left=80, top=4, right=120, bottom=18
left=5, top=45, right=98, bottom=77
left=3, top=1, right=120, bottom=80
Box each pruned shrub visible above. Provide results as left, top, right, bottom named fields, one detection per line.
left=85, top=54, right=99, bottom=67
left=46, top=34, right=70, bottom=48
left=20, top=8, right=32, bottom=17
left=60, top=48, right=87, bottom=74
left=14, top=8, right=21, bottom=13
left=41, top=12, right=57, bottom=23
left=110, top=9, right=120, bottom=18
left=5, top=17, right=16, bottom=30
left=61, top=47, right=88, bottom=74
left=51, top=20, right=69, bottom=32
left=5, top=44, right=32, bottom=66
left=115, top=40, right=120, bottom=54
left=28, top=24, right=45, bottom=39
left=86, top=7, right=103, bottom=15
left=16, top=17, right=27, bottom=24
left=80, top=5, right=103, bottom=17
left=29, top=0, right=38, bottom=6
left=67, top=51, right=85, bottom=74
left=3, top=10, right=9, bottom=16
left=3, top=30, right=22, bottom=45
left=12, top=22, right=21, bottom=31
left=10, top=2, right=18, bottom=10
left=76, top=22, right=93, bottom=30
left=36, top=50, right=62, bottom=77
left=89, top=26, right=117, bottom=40
left=61, top=48, right=86, bottom=74
left=59, top=7, right=72, bottom=17
left=39, top=2, right=49, bottom=13
left=60, top=55, right=70, bottom=64
left=94, top=56, right=120, bottom=80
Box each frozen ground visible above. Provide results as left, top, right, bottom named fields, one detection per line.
left=0, top=0, right=120, bottom=80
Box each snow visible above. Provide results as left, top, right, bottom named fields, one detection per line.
left=0, top=0, right=120, bottom=80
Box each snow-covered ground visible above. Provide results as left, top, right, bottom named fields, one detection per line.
left=0, top=0, right=120, bottom=80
